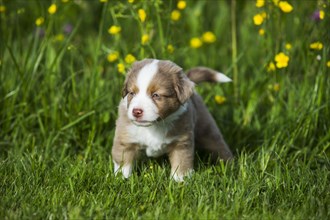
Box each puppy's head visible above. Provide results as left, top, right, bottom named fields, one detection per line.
left=122, top=59, right=194, bottom=127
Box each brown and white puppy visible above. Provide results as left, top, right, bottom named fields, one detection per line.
left=112, top=59, right=233, bottom=182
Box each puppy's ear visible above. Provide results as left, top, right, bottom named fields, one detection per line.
left=175, top=71, right=195, bottom=104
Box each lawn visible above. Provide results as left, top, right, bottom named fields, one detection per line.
left=0, top=0, right=329, bottom=219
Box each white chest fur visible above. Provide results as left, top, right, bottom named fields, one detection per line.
left=127, top=123, right=175, bottom=157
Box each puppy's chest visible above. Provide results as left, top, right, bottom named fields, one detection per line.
left=127, top=125, right=175, bottom=157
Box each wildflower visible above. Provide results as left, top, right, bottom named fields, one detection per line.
left=275, top=52, right=289, bottom=68
left=107, top=51, right=119, bottom=63
left=272, top=0, right=280, bottom=5
left=215, top=95, right=226, bottom=104
left=253, top=14, right=264, bottom=25
left=138, top=9, right=147, bottom=23
left=141, top=34, right=149, bottom=45
left=117, top=63, right=126, bottom=74
left=256, top=0, right=265, bottom=8
left=326, top=61, right=330, bottom=68
left=319, top=10, right=325, bottom=19
left=177, top=1, right=187, bottom=10
left=108, top=25, right=121, bottom=35
left=202, top=31, right=216, bottom=43
left=54, top=34, right=64, bottom=42
left=99, top=0, right=108, bottom=2
left=190, top=37, right=203, bottom=48
left=312, top=10, right=324, bottom=21
left=128, top=0, right=134, bottom=3
left=125, top=54, right=136, bottom=64
left=63, top=23, right=73, bottom=35
left=167, top=44, right=174, bottom=53
left=48, top=3, right=57, bottom=14
left=310, top=42, right=323, bottom=50
left=278, top=1, right=293, bottom=13
left=259, top=28, right=265, bottom=36
left=267, top=62, right=276, bottom=72
left=0, top=5, right=6, bottom=13
left=285, top=43, right=292, bottom=50
left=35, top=17, right=44, bottom=26
left=273, top=83, right=280, bottom=92
left=171, top=10, right=181, bottom=21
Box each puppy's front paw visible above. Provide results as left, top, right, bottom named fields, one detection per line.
left=113, top=161, right=132, bottom=179
left=171, top=169, right=194, bottom=182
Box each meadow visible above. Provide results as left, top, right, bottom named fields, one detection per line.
left=0, top=0, right=329, bottom=219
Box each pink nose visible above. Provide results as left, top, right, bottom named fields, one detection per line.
left=132, top=108, right=143, bottom=118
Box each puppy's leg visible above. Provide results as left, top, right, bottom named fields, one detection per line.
left=112, top=142, right=138, bottom=178
left=168, top=135, right=195, bottom=182
left=192, top=94, right=233, bottom=161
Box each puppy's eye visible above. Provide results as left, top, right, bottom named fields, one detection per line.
left=152, top=93, right=161, bottom=100
left=128, top=91, right=135, bottom=96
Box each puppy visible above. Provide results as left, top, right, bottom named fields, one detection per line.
left=112, top=59, right=233, bottom=182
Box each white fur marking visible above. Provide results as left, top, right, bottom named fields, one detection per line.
left=126, top=103, right=188, bottom=158
left=215, top=72, right=232, bottom=83
left=122, top=164, right=132, bottom=178
left=137, top=60, right=159, bottom=93
left=127, top=60, right=160, bottom=123
left=172, top=169, right=194, bottom=182
left=113, top=160, right=120, bottom=175
left=113, top=160, right=132, bottom=178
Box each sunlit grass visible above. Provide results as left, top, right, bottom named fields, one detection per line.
left=0, top=0, right=329, bottom=219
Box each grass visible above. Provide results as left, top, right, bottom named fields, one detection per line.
left=1, top=0, right=330, bottom=219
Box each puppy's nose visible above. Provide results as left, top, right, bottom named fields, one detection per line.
left=132, top=108, right=143, bottom=118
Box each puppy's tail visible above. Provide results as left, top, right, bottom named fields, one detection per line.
left=186, top=67, right=232, bottom=84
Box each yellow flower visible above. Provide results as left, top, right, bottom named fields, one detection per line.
left=107, top=51, right=119, bottom=63
left=125, top=54, right=136, bottom=64
left=215, top=95, right=226, bottom=104
left=285, top=43, right=292, bottom=50
left=167, top=44, right=174, bottom=53
left=278, top=1, right=293, bottom=13
left=0, top=5, right=6, bottom=13
left=256, top=0, right=265, bottom=8
left=138, top=9, right=147, bottom=23
left=171, top=10, right=181, bottom=21
left=326, top=61, right=330, bottom=68
left=177, top=1, right=187, bottom=10
left=141, top=34, right=149, bottom=45
left=273, top=83, right=280, bottom=92
left=108, top=25, right=121, bottom=35
left=275, top=52, right=289, bottom=68
left=267, top=62, right=276, bottom=72
left=310, top=42, right=323, bottom=50
left=54, top=34, right=64, bottom=42
left=117, top=63, right=126, bottom=74
left=319, top=10, right=325, bottom=20
left=253, top=14, right=264, bottom=26
left=35, top=17, right=44, bottom=26
left=202, top=31, right=216, bottom=43
left=273, top=0, right=280, bottom=5
left=48, top=4, right=57, bottom=14
left=99, top=0, right=108, bottom=2
left=128, top=0, right=134, bottom=3
left=259, top=28, right=265, bottom=36
left=190, top=38, right=203, bottom=48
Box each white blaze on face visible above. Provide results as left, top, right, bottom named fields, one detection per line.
left=127, top=60, right=160, bottom=125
